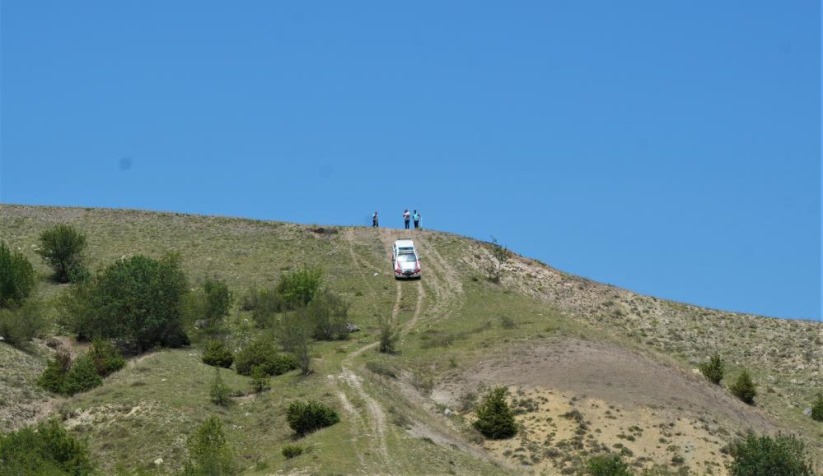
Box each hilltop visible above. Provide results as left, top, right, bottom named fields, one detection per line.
left=1, top=204, right=820, bottom=475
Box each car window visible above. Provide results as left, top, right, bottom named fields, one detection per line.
left=397, top=254, right=417, bottom=263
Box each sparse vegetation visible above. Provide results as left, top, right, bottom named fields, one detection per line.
left=0, top=419, right=94, bottom=475
left=699, top=353, right=724, bottom=385
left=0, top=241, right=36, bottom=308
left=286, top=401, right=340, bottom=436
left=0, top=300, right=46, bottom=349
left=728, top=432, right=814, bottom=476
left=729, top=370, right=757, bottom=405
left=473, top=386, right=517, bottom=439
left=36, top=224, right=88, bottom=283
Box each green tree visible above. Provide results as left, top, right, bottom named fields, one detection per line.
left=65, top=254, right=189, bottom=353
left=61, top=355, right=103, bottom=396
left=276, top=267, right=322, bottom=309
left=811, top=393, right=823, bottom=422
left=186, top=278, right=233, bottom=337
left=184, top=416, right=236, bottom=475
left=728, top=432, right=813, bottom=476
left=210, top=368, right=231, bottom=407
left=202, top=340, right=234, bottom=369
left=699, top=353, right=724, bottom=385
left=87, top=338, right=125, bottom=377
left=36, top=224, right=88, bottom=283
left=234, top=336, right=297, bottom=376
left=730, top=370, right=757, bottom=405
left=0, top=419, right=94, bottom=475
left=286, top=401, right=340, bottom=436
left=473, top=387, right=517, bottom=439
left=0, top=300, right=47, bottom=349
left=37, top=349, right=72, bottom=394
left=278, top=309, right=312, bottom=375
left=250, top=366, right=270, bottom=393
left=307, top=289, right=349, bottom=341
left=587, top=453, right=633, bottom=476
left=0, top=241, right=36, bottom=308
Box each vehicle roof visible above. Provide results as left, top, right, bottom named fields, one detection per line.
left=394, top=239, right=415, bottom=248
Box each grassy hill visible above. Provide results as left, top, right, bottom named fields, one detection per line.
left=1, top=204, right=820, bottom=475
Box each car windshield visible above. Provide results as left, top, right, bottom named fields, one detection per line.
left=397, top=254, right=417, bottom=263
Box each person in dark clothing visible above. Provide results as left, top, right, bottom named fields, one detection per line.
left=403, top=209, right=411, bottom=229
left=372, top=211, right=379, bottom=227
left=412, top=210, right=420, bottom=229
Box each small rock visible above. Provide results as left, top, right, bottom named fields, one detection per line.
left=153, top=458, right=163, bottom=466
left=803, top=407, right=812, bottom=416
left=444, top=408, right=453, bottom=417
left=373, top=272, right=379, bottom=276
left=161, top=378, right=167, bottom=382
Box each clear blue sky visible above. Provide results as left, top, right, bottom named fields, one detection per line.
left=1, top=1, right=820, bottom=320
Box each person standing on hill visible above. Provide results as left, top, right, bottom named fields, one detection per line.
left=412, top=210, right=421, bottom=229
left=403, top=209, right=411, bottom=229
left=372, top=211, right=379, bottom=228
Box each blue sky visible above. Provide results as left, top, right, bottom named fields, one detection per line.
left=1, top=1, right=820, bottom=320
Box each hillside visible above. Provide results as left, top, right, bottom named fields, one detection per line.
left=1, top=204, right=820, bottom=475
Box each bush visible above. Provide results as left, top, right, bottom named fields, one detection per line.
left=38, top=349, right=72, bottom=394
left=88, top=338, right=125, bottom=377
left=184, top=416, right=236, bottom=475
left=377, top=315, right=399, bottom=354
left=0, top=300, right=47, bottom=348
left=186, top=278, right=233, bottom=336
left=728, top=432, right=813, bottom=475
left=202, top=340, right=234, bottom=368
left=287, top=401, right=340, bottom=436
left=234, top=337, right=297, bottom=376
left=242, top=287, right=284, bottom=328
left=36, top=224, right=88, bottom=283
left=281, top=444, right=303, bottom=459
left=699, top=353, right=724, bottom=385
left=811, top=393, right=823, bottom=422
left=276, top=267, right=322, bottom=309
left=473, top=387, right=517, bottom=439
left=278, top=309, right=312, bottom=375
left=0, top=241, right=36, bottom=308
left=586, top=453, right=632, bottom=476
left=210, top=368, right=231, bottom=406
left=730, top=370, right=757, bottom=405
left=63, top=254, right=189, bottom=353
left=250, top=366, right=271, bottom=393
left=0, top=419, right=94, bottom=475
left=307, top=289, right=349, bottom=341
left=62, top=355, right=103, bottom=396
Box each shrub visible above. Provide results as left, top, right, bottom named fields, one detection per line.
left=36, top=224, right=88, bottom=283
left=586, top=453, right=632, bottom=476
left=699, top=353, right=724, bottom=385
left=210, top=368, right=232, bottom=406
left=279, top=309, right=312, bottom=375
left=281, top=444, right=303, bottom=459
left=88, top=338, right=125, bottom=377
left=276, top=267, right=322, bottom=309
left=61, top=355, right=103, bottom=396
left=184, top=416, right=236, bottom=475
left=307, top=289, right=349, bottom=341
left=202, top=340, right=234, bottom=368
left=0, top=419, right=94, bottom=475
left=730, top=370, right=757, bottom=405
left=64, top=254, right=189, bottom=353
left=186, top=278, right=233, bottom=336
left=377, top=315, right=399, bottom=354
left=250, top=366, right=271, bottom=393
left=0, top=241, right=36, bottom=308
left=811, top=393, right=823, bottom=422
left=242, top=287, right=283, bottom=328
left=0, top=300, right=47, bottom=348
left=234, top=337, right=297, bottom=376
left=728, top=432, right=813, bottom=475
left=38, top=349, right=72, bottom=394
left=286, top=401, right=340, bottom=435
left=473, top=387, right=517, bottom=439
